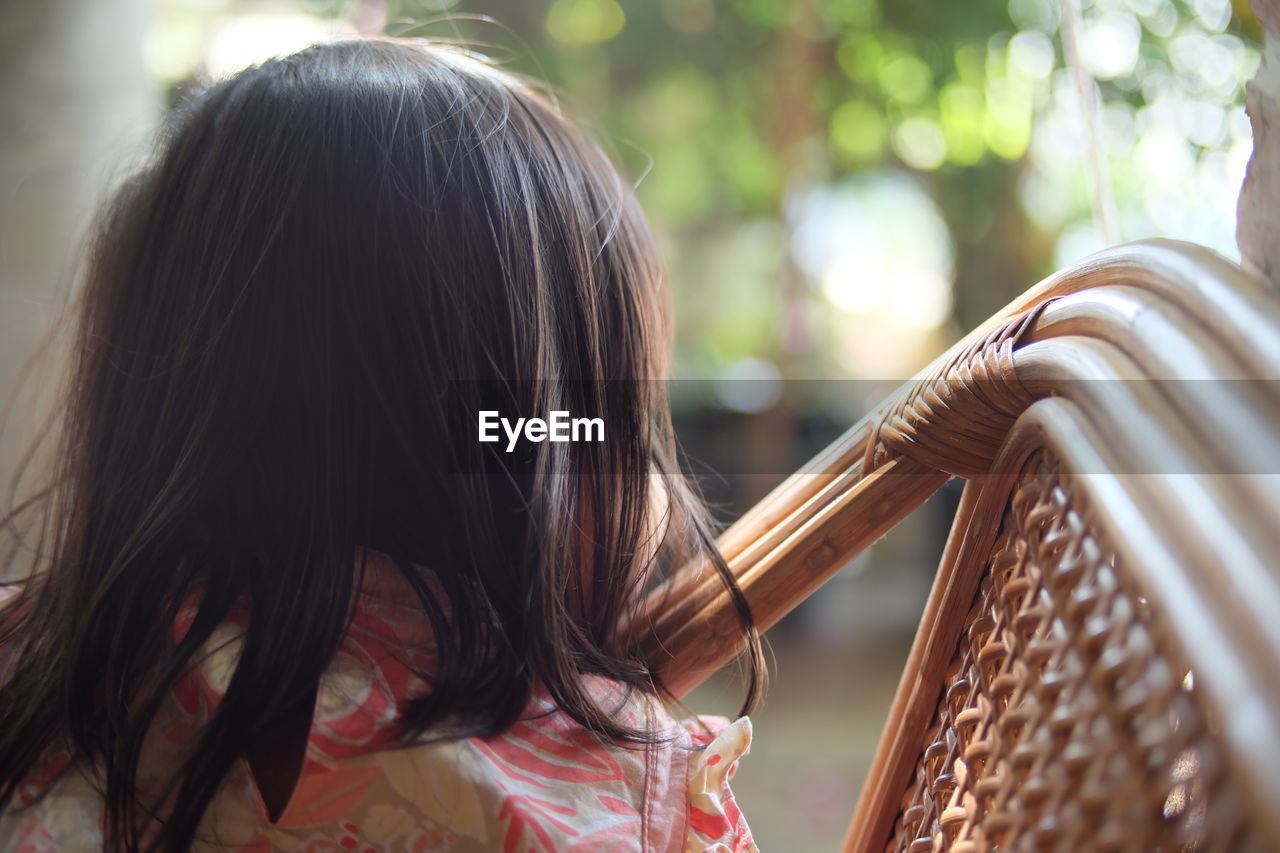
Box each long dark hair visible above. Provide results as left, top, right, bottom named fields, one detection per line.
left=0, top=39, right=762, bottom=852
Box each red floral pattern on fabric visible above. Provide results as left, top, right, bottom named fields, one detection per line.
left=0, top=559, right=756, bottom=851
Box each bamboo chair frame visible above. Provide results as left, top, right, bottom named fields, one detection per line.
left=638, top=239, right=1280, bottom=850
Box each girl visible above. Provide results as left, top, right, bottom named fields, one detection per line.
left=0, top=39, right=762, bottom=852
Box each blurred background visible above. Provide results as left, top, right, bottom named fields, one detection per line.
left=0, top=0, right=1261, bottom=847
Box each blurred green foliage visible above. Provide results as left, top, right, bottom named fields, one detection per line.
left=350, top=0, right=1256, bottom=379
left=163, top=0, right=1260, bottom=383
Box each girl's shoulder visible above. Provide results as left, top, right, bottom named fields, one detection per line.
left=1, top=561, right=759, bottom=853
left=246, top=557, right=759, bottom=852
left=225, top=682, right=757, bottom=853
left=253, top=556, right=759, bottom=852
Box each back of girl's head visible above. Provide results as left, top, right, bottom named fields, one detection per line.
left=0, top=38, right=761, bottom=851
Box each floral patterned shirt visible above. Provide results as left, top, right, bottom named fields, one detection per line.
left=0, top=558, right=756, bottom=852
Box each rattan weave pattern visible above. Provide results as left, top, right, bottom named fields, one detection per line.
left=884, top=451, right=1261, bottom=853
left=863, top=304, right=1047, bottom=478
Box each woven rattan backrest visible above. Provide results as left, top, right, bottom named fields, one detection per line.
left=840, top=243, right=1280, bottom=852
left=880, top=450, right=1259, bottom=851
left=637, top=240, right=1280, bottom=851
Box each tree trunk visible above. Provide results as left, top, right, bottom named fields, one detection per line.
left=1239, top=0, right=1280, bottom=287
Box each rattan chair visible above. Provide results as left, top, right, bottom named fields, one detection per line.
left=638, top=239, right=1280, bottom=851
